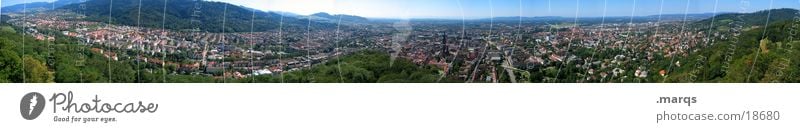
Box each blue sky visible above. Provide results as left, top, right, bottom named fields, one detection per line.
left=3, top=0, right=799, bottom=19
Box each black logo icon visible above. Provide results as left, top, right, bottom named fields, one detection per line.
left=20, top=92, right=45, bottom=120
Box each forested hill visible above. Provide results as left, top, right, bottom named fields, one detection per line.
left=663, top=9, right=800, bottom=83
left=59, top=0, right=334, bottom=33
left=694, top=8, right=798, bottom=29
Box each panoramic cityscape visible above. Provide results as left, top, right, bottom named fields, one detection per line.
left=1, top=0, right=799, bottom=83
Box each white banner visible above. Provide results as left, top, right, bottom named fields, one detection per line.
left=0, top=84, right=796, bottom=132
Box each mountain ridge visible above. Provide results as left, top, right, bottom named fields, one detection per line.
left=310, top=12, right=369, bottom=23
left=58, top=0, right=334, bottom=33
left=694, top=8, right=798, bottom=28
left=1, top=0, right=83, bottom=13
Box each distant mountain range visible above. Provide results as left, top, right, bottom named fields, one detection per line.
left=310, top=12, right=369, bottom=23
left=2, top=2, right=52, bottom=13
left=1, top=0, right=83, bottom=13
left=58, top=0, right=335, bottom=33
left=484, top=13, right=721, bottom=24
left=6, top=0, right=799, bottom=34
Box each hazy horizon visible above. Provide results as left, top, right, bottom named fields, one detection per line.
left=215, top=0, right=799, bottom=19
left=2, top=0, right=799, bottom=19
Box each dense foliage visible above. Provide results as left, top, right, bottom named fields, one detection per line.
left=236, top=51, right=448, bottom=83
left=662, top=14, right=800, bottom=83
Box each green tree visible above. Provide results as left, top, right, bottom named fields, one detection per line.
left=23, top=56, right=54, bottom=83
left=0, top=26, right=15, bottom=34
left=0, top=49, right=22, bottom=82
